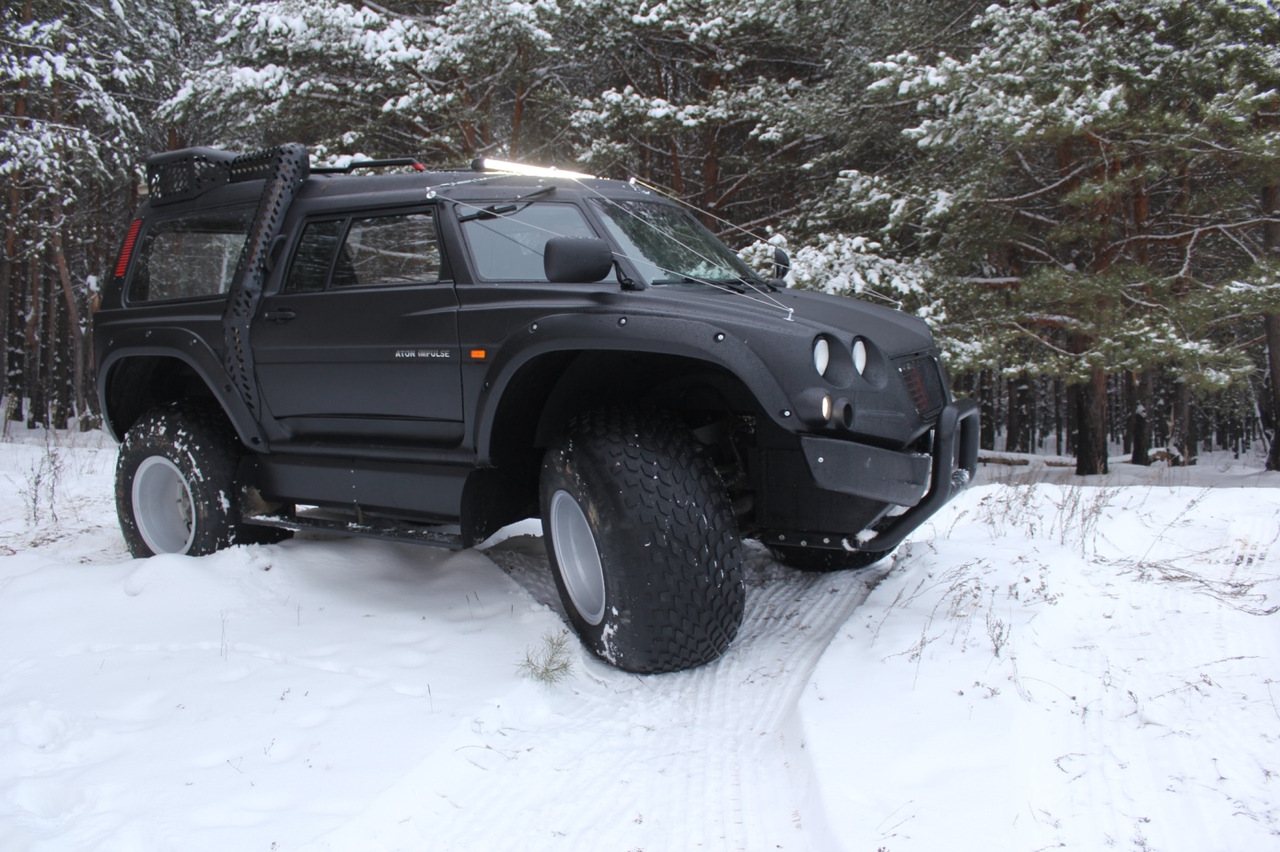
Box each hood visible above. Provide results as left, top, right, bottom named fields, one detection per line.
left=632, top=283, right=936, bottom=360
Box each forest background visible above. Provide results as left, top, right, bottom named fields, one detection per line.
left=3, top=0, right=1279, bottom=475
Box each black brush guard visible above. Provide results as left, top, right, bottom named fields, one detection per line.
left=795, top=397, right=980, bottom=553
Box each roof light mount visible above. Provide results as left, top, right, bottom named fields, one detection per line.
left=471, top=157, right=594, bottom=180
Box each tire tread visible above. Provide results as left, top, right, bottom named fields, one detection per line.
left=543, top=409, right=745, bottom=673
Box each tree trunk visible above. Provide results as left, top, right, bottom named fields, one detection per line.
left=1073, top=366, right=1109, bottom=475
left=509, top=43, right=528, bottom=159
left=25, top=259, right=46, bottom=429
left=1169, top=380, right=1195, bottom=465
left=669, top=136, right=684, bottom=196
left=1265, top=314, right=1280, bottom=470
left=1006, top=373, right=1034, bottom=453
left=701, top=69, right=721, bottom=228
left=3, top=36, right=26, bottom=417
left=1, top=201, right=14, bottom=407
left=1054, top=377, right=1064, bottom=456
left=1264, top=183, right=1280, bottom=470
left=3, top=251, right=22, bottom=424
left=48, top=272, right=69, bottom=430
left=1066, top=328, right=1107, bottom=474
left=52, top=225, right=87, bottom=427
left=979, top=369, right=997, bottom=451
left=1128, top=370, right=1152, bottom=466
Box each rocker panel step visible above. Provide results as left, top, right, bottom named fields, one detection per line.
left=244, top=507, right=464, bottom=549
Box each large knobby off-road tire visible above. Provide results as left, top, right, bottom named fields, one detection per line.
left=768, top=543, right=891, bottom=573
left=540, top=409, right=746, bottom=674
left=115, top=404, right=285, bottom=558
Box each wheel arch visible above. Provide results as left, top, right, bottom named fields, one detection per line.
left=482, top=348, right=761, bottom=464
left=456, top=347, right=762, bottom=544
left=98, top=345, right=265, bottom=449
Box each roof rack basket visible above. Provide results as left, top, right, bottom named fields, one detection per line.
left=145, top=147, right=237, bottom=205
left=145, top=146, right=314, bottom=206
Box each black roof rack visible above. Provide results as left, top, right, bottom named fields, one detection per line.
left=145, top=147, right=238, bottom=206
left=144, top=147, right=429, bottom=205
left=145, top=145, right=316, bottom=206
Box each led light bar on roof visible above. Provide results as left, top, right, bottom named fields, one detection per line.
left=471, top=158, right=594, bottom=180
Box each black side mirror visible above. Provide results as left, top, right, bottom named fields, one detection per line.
left=773, top=247, right=791, bottom=282
left=544, top=237, right=615, bottom=283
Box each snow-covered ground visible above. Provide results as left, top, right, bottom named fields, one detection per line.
left=2, top=428, right=1277, bottom=851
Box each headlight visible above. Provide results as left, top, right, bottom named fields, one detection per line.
left=813, top=337, right=830, bottom=377
left=852, top=338, right=868, bottom=376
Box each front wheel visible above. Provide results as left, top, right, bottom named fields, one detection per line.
left=115, top=404, right=278, bottom=557
left=540, top=410, right=745, bottom=674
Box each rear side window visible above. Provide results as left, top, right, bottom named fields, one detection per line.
left=286, top=220, right=343, bottom=293
left=285, top=211, right=441, bottom=292
left=126, top=206, right=254, bottom=303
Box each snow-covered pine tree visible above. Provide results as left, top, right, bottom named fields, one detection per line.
left=2, top=0, right=189, bottom=429
left=566, top=0, right=827, bottom=235
left=162, top=0, right=445, bottom=155
left=832, top=0, right=1279, bottom=473
left=164, top=0, right=588, bottom=165
left=166, top=0, right=829, bottom=237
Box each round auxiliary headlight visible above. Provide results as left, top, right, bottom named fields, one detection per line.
left=821, top=394, right=833, bottom=422
left=852, top=338, right=868, bottom=376
left=813, top=337, right=830, bottom=377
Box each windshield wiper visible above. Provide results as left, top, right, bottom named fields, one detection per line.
left=457, top=185, right=556, bottom=223
left=739, top=275, right=778, bottom=293
left=651, top=275, right=756, bottom=293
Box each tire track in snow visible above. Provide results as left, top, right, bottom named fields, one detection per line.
left=457, top=547, right=872, bottom=849
left=312, top=541, right=887, bottom=851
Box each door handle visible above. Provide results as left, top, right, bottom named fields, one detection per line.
left=263, top=308, right=297, bottom=323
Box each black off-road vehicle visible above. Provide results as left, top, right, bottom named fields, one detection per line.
left=94, top=143, right=978, bottom=673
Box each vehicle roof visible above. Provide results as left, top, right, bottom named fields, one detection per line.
left=140, top=150, right=656, bottom=214
left=305, top=169, right=652, bottom=202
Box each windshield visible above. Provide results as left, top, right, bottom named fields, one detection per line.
left=590, top=199, right=759, bottom=287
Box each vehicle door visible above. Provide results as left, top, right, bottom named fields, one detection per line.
left=252, top=206, right=464, bottom=446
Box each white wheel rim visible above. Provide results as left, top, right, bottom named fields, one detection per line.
left=132, top=456, right=197, bottom=554
left=549, top=489, right=606, bottom=625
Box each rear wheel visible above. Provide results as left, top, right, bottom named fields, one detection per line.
left=116, top=404, right=283, bottom=557
left=540, top=409, right=745, bottom=673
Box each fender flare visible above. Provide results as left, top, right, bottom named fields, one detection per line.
left=470, top=310, right=795, bottom=463
left=96, top=327, right=267, bottom=449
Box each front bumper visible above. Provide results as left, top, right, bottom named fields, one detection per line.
left=795, top=397, right=980, bottom=552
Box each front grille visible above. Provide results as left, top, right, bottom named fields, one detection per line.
left=898, top=356, right=945, bottom=419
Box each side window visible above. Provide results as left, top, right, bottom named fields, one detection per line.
left=285, top=211, right=441, bottom=291
left=285, top=219, right=343, bottom=293
left=461, top=204, right=596, bottom=281
left=127, top=206, right=254, bottom=303
left=344, top=213, right=441, bottom=287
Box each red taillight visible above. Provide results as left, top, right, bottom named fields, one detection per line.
left=114, top=219, right=143, bottom=278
